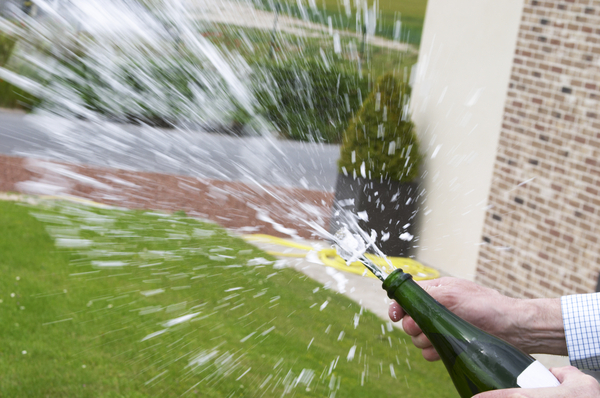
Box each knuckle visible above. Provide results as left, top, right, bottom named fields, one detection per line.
left=411, top=334, right=431, bottom=349
left=422, top=349, right=440, bottom=362
left=581, top=375, right=600, bottom=390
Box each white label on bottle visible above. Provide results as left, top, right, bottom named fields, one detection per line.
left=517, top=360, right=561, bottom=389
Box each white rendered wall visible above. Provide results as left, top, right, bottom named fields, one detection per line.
left=411, top=0, right=524, bottom=279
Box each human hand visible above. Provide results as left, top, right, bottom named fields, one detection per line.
left=473, top=366, right=600, bottom=397
left=388, top=277, right=566, bottom=361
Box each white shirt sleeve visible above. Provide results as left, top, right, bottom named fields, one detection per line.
left=561, top=293, right=600, bottom=370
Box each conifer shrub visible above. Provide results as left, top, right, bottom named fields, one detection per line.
left=338, top=73, right=421, bottom=183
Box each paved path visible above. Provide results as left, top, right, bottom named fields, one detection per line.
left=249, top=237, right=395, bottom=323
left=0, top=111, right=340, bottom=191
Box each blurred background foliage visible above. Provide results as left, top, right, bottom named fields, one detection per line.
left=0, top=0, right=426, bottom=143
left=0, top=31, right=37, bottom=109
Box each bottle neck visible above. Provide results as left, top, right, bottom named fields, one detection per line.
left=382, top=270, right=477, bottom=339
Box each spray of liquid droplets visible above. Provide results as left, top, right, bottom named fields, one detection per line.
left=0, top=0, right=352, bottom=239
left=309, top=207, right=394, bottom=281
left=0, top=0, right=426, bottom=396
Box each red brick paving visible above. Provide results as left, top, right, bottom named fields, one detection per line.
left=0, top=154, right=333, bottom=239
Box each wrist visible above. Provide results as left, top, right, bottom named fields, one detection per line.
left=513, top=298, right=567, bottom=355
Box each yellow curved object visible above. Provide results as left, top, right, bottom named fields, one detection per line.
left=244, top=234, right=439, bottom=281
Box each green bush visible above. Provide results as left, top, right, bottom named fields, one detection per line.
left=0, top=32, right=16, bottom=67
left=0, top=33, right=38, bottom=110
left=0, top=79, right=38, bottom=109
left=45, top=55, right=211, bottom=126
left=254, top=61, right=369, bottom=143
left=338, top=73, right=421, bottom=183
left=2, top=29, right=371, bottom=141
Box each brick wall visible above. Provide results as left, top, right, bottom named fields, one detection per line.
left=475, top=0, right=600, bottom=298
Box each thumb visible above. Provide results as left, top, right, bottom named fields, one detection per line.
left=416, top=278, right=452, bottom=298
left=548, top=365, right=583, bottom=383
left=415, top=278, right=444, bottom=290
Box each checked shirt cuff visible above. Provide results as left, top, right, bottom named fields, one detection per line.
left=561, top=293, right=600, bottom=370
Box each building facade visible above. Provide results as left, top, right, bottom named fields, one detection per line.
left=476, top=0, right=600, bottom=298
left=413, top=0, right=600, bottom=298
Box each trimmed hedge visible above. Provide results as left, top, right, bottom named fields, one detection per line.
left=47, top=58, right=370, bottom=142
left=0, top=80, right=37, bottom=109
left=55, top=56, right=207, bottom=126
left=338, top=73, right=421, bottom=183
left=254, top=61, right=369, bottom=143
left=0, top=32, right=38, bottom=110
left=0, top=32, right=16, bottom=67
left=2, top=29, right=370, bottom=143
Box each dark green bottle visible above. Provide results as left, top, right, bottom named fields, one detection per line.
left=382, top=269, right=560, bottom=398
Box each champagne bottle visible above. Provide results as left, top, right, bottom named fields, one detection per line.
left=382, top=269, right=560, bottom=398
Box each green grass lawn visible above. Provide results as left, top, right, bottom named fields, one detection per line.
left=0, top=199, right=457, bottom=397
left=259, top=0, right=428, bottom=45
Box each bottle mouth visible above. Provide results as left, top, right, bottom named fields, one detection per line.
left=382, top=269, right=413, bottom=299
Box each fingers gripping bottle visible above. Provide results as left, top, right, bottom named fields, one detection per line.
left=382, top=269, right=560, bottom=398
